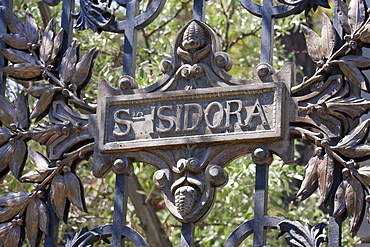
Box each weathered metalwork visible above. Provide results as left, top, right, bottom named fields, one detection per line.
left=0, top=0, right=370, bottom=246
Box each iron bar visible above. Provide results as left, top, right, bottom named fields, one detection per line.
left=253, top=163, right=269, bottom=246
left=193, top=0, right=205, bottom=21
left=112, top=173, right=129, bottom=247
left=180, top=223, right=195, bottom=247
left=122, top=0, right=139, bottom=77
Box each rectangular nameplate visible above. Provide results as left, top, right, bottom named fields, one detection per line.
left=99, top=82, right=286, bottom=152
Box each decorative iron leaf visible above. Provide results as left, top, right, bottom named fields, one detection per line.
left=0, top=191, right=30, bottom=223
left=0, top=222, right=13, bottom=239
left=297, top=154, right=319, bottom=201
left=321, top=13, right=335, bottom=59
left=36, top=198, right=49, bottom=235
left=0, top=33, right=28, bottom=50
left=64, top=172, right=88, bottom=213
left=73, top=0, right=114, bottom=32
left=19, top=170, right=47, bottom=183
left=28, top=149, right=50, bottom=172
left=335, top=61, right=370, bottom=92
left=59, top=41, right=77, bottom=84
left=27, top=84, right=56, bottom=99
left=50, top=174, right=67, bottom=223
left=0, top=94, right=17, bottom=128
left=0, top=128, right=12, bottom=146
left=15, top=91, right=30, bottom=131
left=73, top=47, right=98, bottom=87
left=31, top=123, right=64, bottom=148
left=278, top=220, right=327, bottom=247
left=25, top=198, right=40, bottom=247
left=334, top=179, right=348, bottom=218
left=0, top=49, right=36, bottom=65
left=326, top=96, right=370, bottom=120
left=0, top=191, right=30, bottom=207
left=4, top=224, right=23, bottom=247
left=338, top=55, right=370, bottom=69
left=40, top=19, right=55, bottom=65
left=337, top=0, right=351, bottom=34
left=301, top=25, right=322, bottom=65
left=333, top=118, right=370, bottom=149
left=24, top=10, right=39, bottom=44
left=29, top=87, right=56, bottom=120
left=345, top=175, right=365, bottom=235
left=8, top=139, right=27, bottom=179
left=348, top=0, right=366, bottom=34
left=0, top=143, right=15, bottom=176
left=2, top=63, right=42, bottom=80
left=50, top=29, right=64, bottom=63
left=358, top=166, right=370, bottom=187
left=317, top=153, right=334, bottom=207
left=0, top=7, right=25, bottom=34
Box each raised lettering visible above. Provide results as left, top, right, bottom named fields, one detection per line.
left=204, top=102, right=224, bottom=129
left=245, top=99, right=269, bottom=127
left=113, top=109, right=132, bottom=137
left=225, top=100, right=244, bottom=129
left=183, top=103, right=203, bottom=131
left=156, top=105, right=176, bottom=133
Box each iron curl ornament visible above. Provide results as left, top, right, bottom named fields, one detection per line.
left=0, top=0, right=370, bottom=246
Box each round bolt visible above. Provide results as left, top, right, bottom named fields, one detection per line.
left=252, top=147, right=271, bottom=165
left=37, top=190, right=46, bottom=199
left=56, top=160, right=63, bottom=167
left=256, top=64, right=271, bottom=78
left=342, top=168, right=350, bottom=177
left=9, top=138, right=15, bottom=145
left=315, top=147, right=324, bottom=156
left=62, top=165, right=71, bottom=173
left=321, top=140, right=329, bottom=148
left=154, top=170, right=166, bottom=183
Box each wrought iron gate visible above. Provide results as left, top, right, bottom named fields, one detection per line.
left=0, top=0, right=370, bottom=245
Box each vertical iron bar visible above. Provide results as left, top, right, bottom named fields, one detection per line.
left=181, top=223, right=195, bottom=247
left=60, top=0, right=75, bottom=56
left=193, top=0, right=205, bottom=21
left=112, top=173, right=129, bottom=247
left=253, top=163, right=269, bottom=246
left=260, top=0, right=274, bottom=64
left=0, top=0, right=11, bottom=96
left=122, top=0, right=138, bottom=76
left=328, top=162, right=342, bottom=246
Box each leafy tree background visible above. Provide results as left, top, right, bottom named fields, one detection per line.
left=0, top=0, right=361, bottom=245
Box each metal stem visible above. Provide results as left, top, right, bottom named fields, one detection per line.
left=181, top=223, right=195, bottom=247
left=253, top=163, right=269, bottom=246
left=112, top=173, right=129, bottom=247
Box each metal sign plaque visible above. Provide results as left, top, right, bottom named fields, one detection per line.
left=99, top=82, right=287, bottom=152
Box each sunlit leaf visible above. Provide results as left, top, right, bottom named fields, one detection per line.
left=337, top=0, right=351, bottom=34
left=0, top=33, right=28, bottom=50
left=14, top=91, right=30, bottom=131
left=64, top=172, right=88, bottom=213
left=73, top=47, right=98, bottom=88
left=348, top=0, right=366, bottom=34
left=345, top=176, right=365, bottom=235
left=40, top=19, right=55, bottom=65
left=50, top=174, right=67, bottom=223
left=296, top=154, right=319, bottom=201
left=317, top=153, right=334, bottom=207
left=0, top=94, right=17, bottom=128
left=321, top=13, right=335, bottom=59
left=30, top=87, right=56, bottom=120
left=333, top=179, right=348, bottom=218
left=8, top=140, right=27, bottom=179
left=59, top=41, right=77, bottom=84
left=301, top=25, right=322, bottom=65
left=0, top=7, right=25, bottom=34
left=2, top=63, right=42, bottom=80
left=0, top=49, right=36, bottom=65
left=24, top=10, right=39, bottom=44
left=25, top=198, right=40, bottom=247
